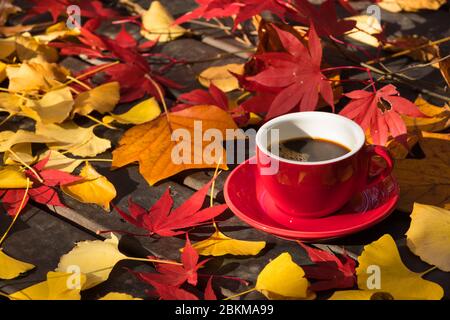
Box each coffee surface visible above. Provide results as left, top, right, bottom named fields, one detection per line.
left=269, top=137, right=351, bottom=162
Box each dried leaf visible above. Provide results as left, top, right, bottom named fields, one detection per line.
left=141, top=1, right=186, bottom=42
left=385, top=36, right=439, bottom=63
left=0, top=0, right=21, bottom=26
left=198, top=64, right=244, bottom=92
left=9, top=272, right=86, bottom=300
left=406, top=203, right=450, bottom=272
left=73, top=82, right=120, bottom=116
left=255, top=253, right=315, bottom=300
left=440, top=55, right=450, bottom=87
left=61, top=162, right=117, bottom=211
left=394, top=131, right=450, bottom=211
left=56, top=234, right=127, bottom=290
left=103, top=97, right=161, bottom=125
left=356, top=234, right=444, bottom=300
left=0, top=249, right=34, bottom=280
left=112, top=105, right=237, bottom=186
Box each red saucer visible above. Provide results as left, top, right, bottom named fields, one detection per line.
left=224, top=157, right=399, bottom=241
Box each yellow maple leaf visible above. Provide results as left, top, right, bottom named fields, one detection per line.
left=394, top=131, right=450, bottom=212
left=141, top=1, right=186, bottom=42
left=406, top=203, right=450, bottom=272
left=0, top=249, right=34, bottom=280
left=61, top=162, right=117, bottom=211
left=112, top=105, right=237, bottom=186
left=15, top=34, right=59, bottom=62
left=9, top=271, right=86, bottom=300
left=255, top=253, right=315, bottom=300
left=355, top=234, right=443, bottom=300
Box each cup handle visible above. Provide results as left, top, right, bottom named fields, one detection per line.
left=363, top=145, right=394, bottom=189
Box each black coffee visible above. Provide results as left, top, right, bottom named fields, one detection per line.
left=269, top=137, right=351, bottom=162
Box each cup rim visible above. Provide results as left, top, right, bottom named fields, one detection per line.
left=255, top=111, right=366, bottom=166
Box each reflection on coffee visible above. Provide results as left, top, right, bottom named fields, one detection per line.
left=269, top=137, right=351, bottom=162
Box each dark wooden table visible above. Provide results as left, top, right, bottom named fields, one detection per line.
left=1, top=0, right=449, bottom=300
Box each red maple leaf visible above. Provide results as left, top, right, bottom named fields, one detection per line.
left=340, top=84, right=424, bottom=145
left=135, top=235, right=209, bottom=288
left=24, top=0, right=120, bottom=23
left=0, top=155, right=81, bottom=216
left=52, top=19, right=179, bottom=103
left=299, top=242, right=356, bottom=292
left=204, top=277, right=217, bottom=300
left=242, top=22, right=334, bottom=120
left=175, top=0, right=288, bottom=29
left=115, top=178, right=227, bottom=237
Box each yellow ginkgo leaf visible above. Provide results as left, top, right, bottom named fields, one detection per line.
left=0, top=249, right=35, bottom=280
left=190, top=227, right=266, bottom=256
left=73, top=82, right=120, bottom=116
left=0, top=92, right=22, bottom=116
left=0, top=166, right=31, bottom=189
left=61, top=162, right=117, bottom=211
left=141, top=1, right=186, bottom=42
left=0, top=129, right=54, bottom=153
left=402, top=96, right=450, bottom=133
left=103, top=97, right=161, bottom=125
left=3, top=143, right=34, bottom=166
left=406, top=203, right=450, bottom=272
left=378, top=0, right=446, bottom=12
left=99, top=292, right=142, bottom=300
left=37, top=150, right=82, bottom=173
left=344, top=15, right=382, bottom=48
left=356, top=234, right=444, bottom=300
left=35, top=122, right=111, bottom=157
left=9, top=271, right=86, bottom=300
left=198, top=64, right=244, bottom=92
left=35, top=22, right=80, bottom=43
left=255, top=253, right=314, bottom=300
left=22, top=87, right=73, bottom=124
left=329, top=290, right=395, bottom=300
left=6, top=56, right=69, bottom=93
left=15, top=34, right=59, bottom=62
left=56, top=234, right=128, bottom=290
left=0, top=37, right=16, bottom=59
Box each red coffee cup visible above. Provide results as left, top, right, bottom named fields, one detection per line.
left=255, top=112, right=393, bottom=218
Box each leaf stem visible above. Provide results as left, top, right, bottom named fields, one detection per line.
left=66, top=76, right=91, bottom=91
left=76, top=61, right=121, bottom=80
left=0, top=178, right=30, bottom=247
left=421, top=266, right=437, bottom=277
left=146, top=74, right=172, bottom=132
left=223, top=287, right=256, bottom=300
